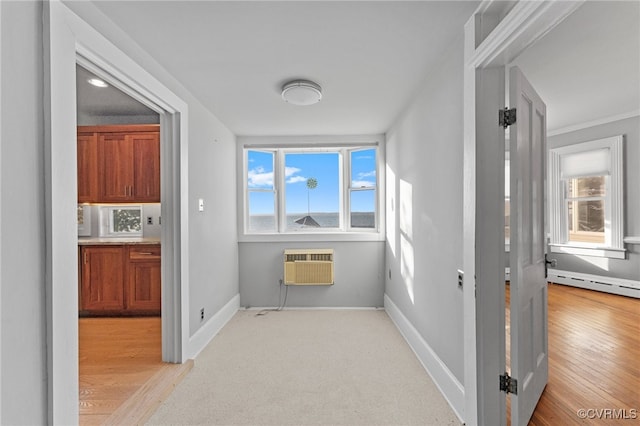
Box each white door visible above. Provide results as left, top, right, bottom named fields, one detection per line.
left=509, top=66, right=548, bottom=426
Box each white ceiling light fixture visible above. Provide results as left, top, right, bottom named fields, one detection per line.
left=87, top=77, right=109, bottom=88
left=281, top=80, right=322, bottom=106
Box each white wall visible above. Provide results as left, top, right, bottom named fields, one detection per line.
left=1, top=1, right=239, bottom=422
left=384, top=33, right=465, bottom=388
left=239, top=242, right=385, bottom=308
left=1, top=1, right=48, bottom=423
left=548, top=116, right=640, bottom=281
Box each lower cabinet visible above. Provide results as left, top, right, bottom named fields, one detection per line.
left=127, top=245, right=162, bottom=312
left=79, top=244, right=161, bottom=316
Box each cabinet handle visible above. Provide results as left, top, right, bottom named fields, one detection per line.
left=84, top=252, right=88, bottom=264
left=137, top=252, right=154, bottom=255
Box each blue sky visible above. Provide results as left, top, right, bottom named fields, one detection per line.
left=247, top=149, right=376, bottom=215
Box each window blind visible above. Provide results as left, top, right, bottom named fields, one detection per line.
left=560, top=148, right=610, bottom=178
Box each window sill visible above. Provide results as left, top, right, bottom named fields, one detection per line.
left=239, top=232, right=385, bottom=243
left=549, top=244, right=626, bottom=259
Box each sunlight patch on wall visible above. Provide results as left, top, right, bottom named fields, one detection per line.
left=576, top=255, right=610, bottom=271
left=386, top=164, right=397, bottom=258
left=400, top=179, right=413, bottom=240
left=401, top=233, right=415, bottom=304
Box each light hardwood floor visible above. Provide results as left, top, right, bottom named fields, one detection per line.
left=508, top=283, right=639, bottom=425
left=79, top=317, right=168, bottom=425
left=79, top=284, right=638, bottom=425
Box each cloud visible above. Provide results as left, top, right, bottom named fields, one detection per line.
left=285, top=166, right=308, bottom=184
left=352, top=179, right=375, bottom=188
left=285, top=166, right=301, bottom=177
left=249, top=165, right=308, bottom=187
left=286, top=176, right=307, bottom=184
left=358, top=170, right=376, bottom=178
left=352, top=170, right=376, bottom=187
left=248, top=166, right=273, bottom=188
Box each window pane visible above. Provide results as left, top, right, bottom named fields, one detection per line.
left=285, top=152, right=340, bottom=229
left=568, top=176, right=605, bottom=198
left=112, top=208, right=141, bottom=233
left=248, top=191, right=275, bottom=232
left=350, top=189, right=375, bottom=228
left=351, top=149, right=376, bottom=188
left=568, top=200, right=605, bottom=244
left=247, top=150, right=274, bottom=189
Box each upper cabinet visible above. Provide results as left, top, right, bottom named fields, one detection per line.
left=77, top=132, right=99, bottom=203
left=78, top=125, right=160, bottom=203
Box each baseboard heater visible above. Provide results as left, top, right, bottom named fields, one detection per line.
left=284, top=249, right=334, bottom=285
left=548, top=269, right=640, bottom=299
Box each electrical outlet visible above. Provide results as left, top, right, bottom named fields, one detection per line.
left=147, top=216, right=153, bottom=225
left=200, top=308, right=205, bottom=321
left=457, top=270, right=464, bottom=288
left=198, top=198, right=205, bottom=212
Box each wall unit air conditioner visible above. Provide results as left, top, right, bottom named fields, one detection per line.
left=283, top=249, right=334, bottom=285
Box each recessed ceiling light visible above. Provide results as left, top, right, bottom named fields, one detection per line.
left=281, top=80, right=322, bottom=106
left=87, top=78, right=108, bottom=88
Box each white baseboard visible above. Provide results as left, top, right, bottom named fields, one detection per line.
left=548, top=269, right=640, bottom=299
left=187, top=294, right=240, bottom=359
left=242, top=306, right=383, bottom=311
left=384, top=294, right=465, bottom=422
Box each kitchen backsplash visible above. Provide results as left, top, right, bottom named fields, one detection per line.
left=78, top=203, right=161, bottom=238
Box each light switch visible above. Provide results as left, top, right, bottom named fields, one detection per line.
left=198, top=198, right=204, bottom=212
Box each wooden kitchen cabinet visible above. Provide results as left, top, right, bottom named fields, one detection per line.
left=80, top=246, right=126, bottom=313
left=77, top=132, right=99, bottom=203
left=127, top=245, right=161, bottom=313
left=77, top=125, right=160, bottom=203
left=79, top=243, right=161, bottom=316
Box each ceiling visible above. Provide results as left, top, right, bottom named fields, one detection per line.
left=84, top=1, right=480, bottom=135
left=512, top=0, right=640, bottom=132
left=78, top=1, right=639, bottom=136
left=77, top=65, right=157, bottom=118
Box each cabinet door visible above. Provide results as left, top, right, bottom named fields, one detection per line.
left=128, top=245, right=161, bottom=312
left=77, top=132, right=99, bottom=203
left=100, top=133, right=134, bottom=202
left=132, top=132, right=160, bottom=202
left=81, top=246, right=125, bottom=312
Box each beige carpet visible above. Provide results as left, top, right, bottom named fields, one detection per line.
left=146, top=309, right=461, bottom=425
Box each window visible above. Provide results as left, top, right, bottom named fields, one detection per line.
left=244, top=145, right=379, bottom=235
left=548, top=136, right=624, bottom=258
left=100, top=205, right=143, bottom=237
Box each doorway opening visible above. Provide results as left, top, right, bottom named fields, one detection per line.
left=76, top=63, right=165, bottom=422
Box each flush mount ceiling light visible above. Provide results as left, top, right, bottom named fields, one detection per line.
left=281, top=80, right=322, bottom=106
left=87, top=77, right=108, bottom=88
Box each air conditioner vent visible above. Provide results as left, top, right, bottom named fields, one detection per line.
left=284, top=249, right=334, bottom=285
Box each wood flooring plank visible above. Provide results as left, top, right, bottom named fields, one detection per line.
left=79, top=316, right=166, bottom=425
left=508, top=282, right=639, bottom=425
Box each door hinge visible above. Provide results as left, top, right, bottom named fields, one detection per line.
left=499, top=108, right=516, bottom=128
left=500, top=373, right=518, bottom=394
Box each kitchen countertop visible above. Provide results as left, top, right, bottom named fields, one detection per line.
left=78, top=237, right=161, bottom=246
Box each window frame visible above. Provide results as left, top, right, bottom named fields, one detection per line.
left=548, top=135, right=624, bottom=259
left=240, top=136, right=384, bottom=242
left=99, top=205, right=143, bottom=237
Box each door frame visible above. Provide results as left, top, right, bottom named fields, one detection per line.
left=462, top=1, right=584, bottom=425
left=43, top=1, right=189, bottom=423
